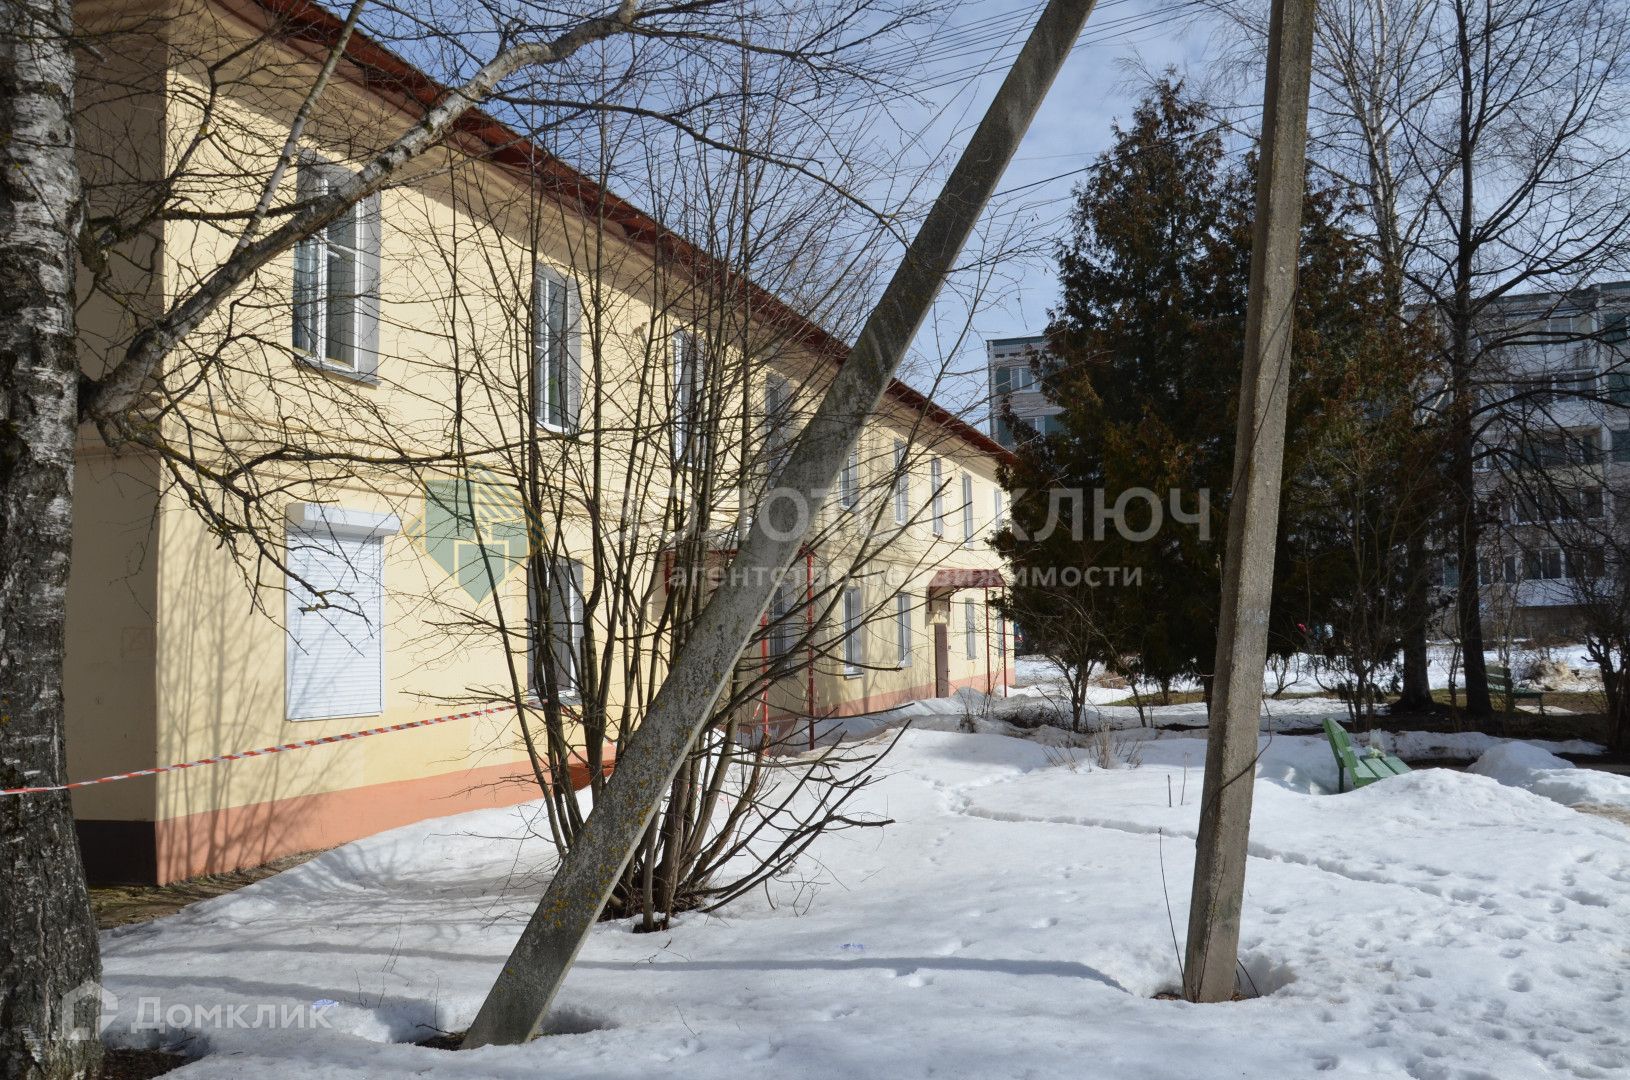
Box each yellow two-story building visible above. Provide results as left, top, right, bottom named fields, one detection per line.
left=67, top=0, right=1013, bottom=883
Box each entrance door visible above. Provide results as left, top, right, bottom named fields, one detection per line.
left=933, top=624, right=950, bottom=697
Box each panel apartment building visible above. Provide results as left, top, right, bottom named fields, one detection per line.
left=985, top=334, right=1063, bottom=449
left=1448, top=281, right=1630, bottom=639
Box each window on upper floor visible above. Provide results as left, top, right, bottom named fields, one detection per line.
left=671, top=330, right=708, bottom=469
left=1604, top=312, right=1630, bottom=347
left=1607, top=371, right=1630, bottom=407
left=930, top=458, right=944, bottom=535
left=839, top=447, right=860, bottom=510
left=534, top=266, right=580, bottom=432
left=892, top=440, right=909, bottom=524
left=293, top=157, right=382, bottom=376
left=764, top=374, right=792, bottom=477
left=1523, top=548, right=1565, bottom=581
left=993, top=363, right=1037, bottom=396
left=1433, top=556, right=1459, bottom=590
left=1518, top=429, right=1602, bottom=468
left=1480, top=554, right=1519, bottom=585
left=1512, top=486, right=1604, bottom=523
left=961, top=473, right=974, bottom=545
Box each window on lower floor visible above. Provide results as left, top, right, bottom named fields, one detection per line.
left=1523, top=549, right=1565, bottom=581
left=285, top=518, right=391, bottom=721
left=769, top=583, right=799, bottom=659
left=1480, top=554, right=1519, bottom=584
left=1433, top=556, right=1459, bottom=590
left=1613, top=428, right=1630, bottom=463
left=842, top=587, right=863, bottom=674
left=531, top=558, right=585, bottom=700
left=964, top=597, right=977, bottom=659
left=896, top=593, right=913, bottom=667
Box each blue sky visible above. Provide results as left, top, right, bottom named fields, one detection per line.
left=886, top=0, right=1221, bottom=423
left=362, top=0, right=1224, bottom=431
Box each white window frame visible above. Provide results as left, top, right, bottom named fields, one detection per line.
left=964, top=597, right=977, bottom=660
left=842, top=586, right=864, bottom=675
left=283, top=504, right=399, bottom=722
left=895, top=593, right=913, bottom=667
left=962, top=473, right=974, bottom=545
left=893, top=439, right=909, bottom=524
left=769, top=583, right=799, bottom=659
left=672, top=329, right=705, bottom=468
left=764, top=374, right=791, bottom=476
left=930, top=458, right=944, bottom=535
left=840, top=448, right=860, bottom=510
left=534, top=266, right=578, bottom=432
left=531, top=557, right=585, bottom=701
left=293, top=157, right=381, bottom=379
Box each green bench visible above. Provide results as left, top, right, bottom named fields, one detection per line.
left=1322, top=717, right=1411, bottom=792
left=1486, top=664, right=1545, bottom=716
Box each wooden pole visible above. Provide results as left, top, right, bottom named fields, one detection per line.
left=463, top=0, right=1101, bottom=1046
left=1181, top=0, right=1317, bottom=1003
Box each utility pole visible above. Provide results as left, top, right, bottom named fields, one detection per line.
left=1182, top=0, right=1316, bottom=1003
left=463, top=0, right=1100, bottom=1047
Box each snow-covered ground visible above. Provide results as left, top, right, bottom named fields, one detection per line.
left=821, top=686, right=1604, bottom=765
left=101, top=720, right=1630, bottom=1078
left=1009, top=643, right=1606, bottom=710
left=1471, top=741, right=1630, bottom=810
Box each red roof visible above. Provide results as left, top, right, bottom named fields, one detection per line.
left=249, top=0, right=1012, bottom=461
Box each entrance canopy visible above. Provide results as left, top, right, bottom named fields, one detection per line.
left=927, top=568, right=1006, bottom=591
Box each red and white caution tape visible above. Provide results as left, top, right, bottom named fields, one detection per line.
left=0, top=704, right=513, bottom=797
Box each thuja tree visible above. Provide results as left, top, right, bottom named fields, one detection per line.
left=995, top=80, right=1391, bottom=710
left=1283, top=317, right=1445, bottom=728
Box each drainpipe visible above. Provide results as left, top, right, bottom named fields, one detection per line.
left=805, top=549, right=816, bottom=750
left=984, top=587, right=992, bottom=695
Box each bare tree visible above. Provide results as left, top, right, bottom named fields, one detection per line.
left=412, top=50, right=985, bottom=926
left=1208, top=0, right=1630, bottom=721
left=0, top=1, right=932, bottom=1074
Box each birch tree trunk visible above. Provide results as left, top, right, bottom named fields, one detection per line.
left=0, top=1, right=104, bottom=1077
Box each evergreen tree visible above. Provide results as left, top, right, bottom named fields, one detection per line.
left=996, top=80, right=1394, bottom=707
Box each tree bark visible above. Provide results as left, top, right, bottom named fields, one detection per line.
left=0, top=2, right=104, bottom=1077
left=1446, top=0, right=1492, bottom=722
left=1397, top=532, right=1433, bottom=710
